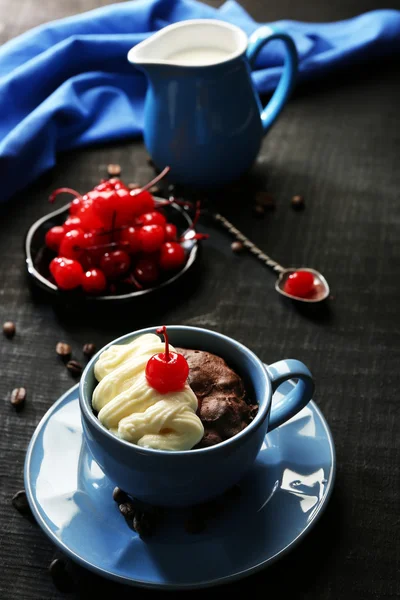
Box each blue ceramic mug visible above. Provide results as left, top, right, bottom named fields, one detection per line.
left=79, top=326, right=314, bottom=507
left=128, top=20, right=298, bottom=187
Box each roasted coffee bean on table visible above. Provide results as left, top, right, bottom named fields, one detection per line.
left=291, top=194, right=305, bottom=210
left=3, top=321, right=16, bottom=338
left=11, top=489, right=32, bottom=516
left=48, top=558, right=74, bottom=593
left=66, top=360, right=83, bottom=377
left=82, top=343, right=96, bottom=358
left=55, top=342, right=71, bottom=359
left=255, top=191, right=275, bottom=210
left=231, top=241, right=244, bottom=253
left=107, top=163, right=121, bottom=176
left=10, top=387, right=26, bottom=408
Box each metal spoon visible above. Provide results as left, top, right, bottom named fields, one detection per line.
left=213, top=212, right=330, bottom=303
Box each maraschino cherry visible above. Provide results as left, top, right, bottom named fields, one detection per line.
left=283, top=270, right=315, bottom=298
left=146, top=326, right=189, bottom=394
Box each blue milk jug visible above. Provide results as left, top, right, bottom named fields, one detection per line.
left=128, top=19, right=297, bottom=187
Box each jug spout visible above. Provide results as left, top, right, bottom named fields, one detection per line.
left=127, top=19, right=248, bottom=68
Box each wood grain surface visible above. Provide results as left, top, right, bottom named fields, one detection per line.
left=0, top=0, right=399, bottom=598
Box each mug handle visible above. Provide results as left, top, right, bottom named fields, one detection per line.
left=266, top=359, right=314, bottom=432
left=246, top=27, right=298, bottom=135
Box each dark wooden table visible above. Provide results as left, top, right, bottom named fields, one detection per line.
left=1, top=0, right=399, bottom=598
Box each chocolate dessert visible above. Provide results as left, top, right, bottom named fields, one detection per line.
left=177, top=348, right=258, bottom=448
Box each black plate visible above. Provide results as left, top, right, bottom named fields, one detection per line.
left=25, top=198, right=199, bottom=305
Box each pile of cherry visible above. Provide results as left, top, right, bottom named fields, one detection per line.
left=45, top=173, right=198, bottom=294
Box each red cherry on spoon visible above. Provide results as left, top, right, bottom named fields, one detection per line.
left=146, top=326, right=189, bottom=394
left=283, top=270, right=315, bottom=298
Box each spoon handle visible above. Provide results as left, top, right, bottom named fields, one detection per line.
left=214, top=212, right=285, bottom=274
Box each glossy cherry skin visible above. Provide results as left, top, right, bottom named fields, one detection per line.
left=283, top=270, right=315, bottom=298
left=159, top=242, right=185, bottom=270
left=138, top=211, right=167, bottom=227
left=139, top=224, right=165, bottom=253
left=119, top=226, right=141, bottom=254
left=145, top=326, right=189, bottom=394
left=100, top=250, right=131, bottom=279
left=81, top=268, right=107, bottom=294
left=130, top=189, right=155, bottom=217
left=164, top=223, right=178, bottom=242
left=59, top=228, right=85, bottom=260
left=45, top=225, right=65, bottom=252
left=49, top=257, right=84, bottom=290
left=133, top=258, right=159, bottom=284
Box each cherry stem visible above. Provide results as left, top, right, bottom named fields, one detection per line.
left=156, top=325, right=170, bottom=362
left=49, top=187, right=84, bottom=204
left=124, top=273, right=143, bottom=290
left=188, top=200, right=201, bottom=230
left=131, top=166, right=170, bottom=196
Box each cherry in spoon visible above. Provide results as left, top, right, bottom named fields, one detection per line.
left=146, top=326, right=189, bottom=393
left=214, top=213, right=330, bottom=303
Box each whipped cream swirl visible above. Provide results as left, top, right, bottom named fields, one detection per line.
left=92, top=334, right=204, bottom=451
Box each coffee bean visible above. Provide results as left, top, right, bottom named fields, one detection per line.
left=113, top=487, right=129, bottom=504
left=3, top=321, right=16, bottom=338
left=133, top=512, right=154, bottom=538
left=107, top=163, right=121, bottom=177
left=10, top=387, right=26, bottom=408
left=56, top=342, right=71, bottom=359
left=231, top=241, right=244, bottom=253
left=12, top=489, right=32, bottom=515
left=66, top=360, right=82, bottom=377
left=149, top=185, right=160, bottom=194
left=291, top=194, right=305, bottom=210
left=82, top=343, right=96, bottom=358
left=184, top=516, right=207, bottom=534
left=119, top=502, right=135, bottom=519
left=128, top=182, right=140, bottom=190
left=252, top=204, right=265, bottom=218
left=256, top=191, right=275, bottom=209
left=49, top=558, right=74, bottom=593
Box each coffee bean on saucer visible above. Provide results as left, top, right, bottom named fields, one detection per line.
left=184, top=515, right=207, bottom=534
left=66, top=360, right=83, bottom=377
left=119, top=502, right=136, bottom=520
left=3, top=321, right=16, bottom=338
left=231, top=241, right=244, bottom=253
left=107, top=163, right=121, bottom=177
left=133, top=512, right=154, bottom=538
left=49, top=558, right=74, bottom=593
left=291, top=194, right=305, bottom=210
left=10, top=387, right=26, bottom=409
left=113, top=487, right=129, bottom=504
left=149, top=185, right=161, bottom=194
left=11, top=489, right=32, bottom=516
left=128, top=182, right=140, bottom=190
left=256, top=191, right=275, bottom=210
left=82, top=343, right=96, bottom=359
left=56, top=342, right=71, bottom=360
left=252, top=204, right=265, bottom=218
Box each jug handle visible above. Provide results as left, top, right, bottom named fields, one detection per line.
left=246, top=27, right=298, bottom=135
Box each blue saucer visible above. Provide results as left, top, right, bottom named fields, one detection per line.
left=24, top=379, right=335, bottom=590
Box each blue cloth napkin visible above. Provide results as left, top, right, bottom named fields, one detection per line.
left=1, top=0, right=399, bottom=202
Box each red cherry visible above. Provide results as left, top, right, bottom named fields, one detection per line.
left=133, top=257, right=159, bottom=284
left=45, top=225, right=65, bottom=252
left=81, top=268, right=107, bottom=294
left=130, top=189, right=155, bottom=217
left=69, top=198, right=85, bottom=215
left=64, top=216, right=82, bottom=232
left=139, top=224, right=164, bottom=253
left=283, top=270, right=315, bottom=298
left=77, top=202, right=105, bottom=231
left=49, top=257, right=84, bottom=290
left=145, top=326, right=189, bottom=394
left=138, top=211, right=166, bottom=227
left=109, top=178, right=129, bottom=191
left=59, top=228, right=85, bottom=261
left=95, top=181, right=114, bottom=192
left=100, top=250, right=131, bottom=279
left=119, top=226, right=141, bottom=254
left=164, top=223, right=177, bottom=242
left=159, top=242, right=185, bottom=271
